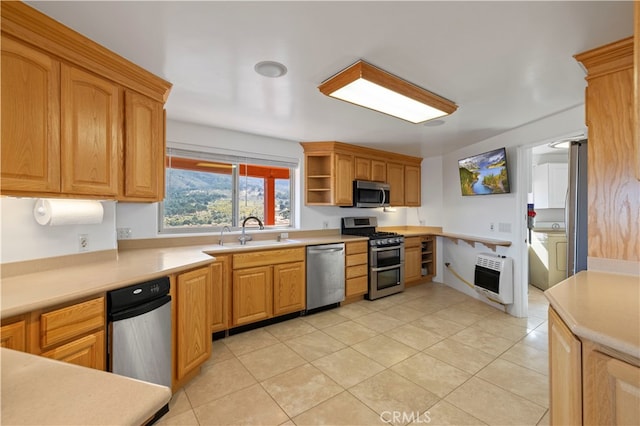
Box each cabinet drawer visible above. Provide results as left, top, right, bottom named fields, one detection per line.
left=1, top=317, right=26, bottom=351
left=404, top=237, right=421, bottom=248
left=233, top=247, right=305, bottom=269
left=346, top=241, right=368, bottom=255
left=40, top=297, right=105, bottom=348
left=346, top=264, right=368, bottom=279
left=346, top=252, right=368, bottom=267
left=346, top=276, right=368, bottom=297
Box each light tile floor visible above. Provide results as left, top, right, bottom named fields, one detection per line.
left=158, top=282, right=551, bottom=426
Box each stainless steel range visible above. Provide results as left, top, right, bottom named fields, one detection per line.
left=341, top=217, right=405, bottom=300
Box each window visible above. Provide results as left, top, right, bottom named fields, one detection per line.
left=160, top=148, right=296, bottom=233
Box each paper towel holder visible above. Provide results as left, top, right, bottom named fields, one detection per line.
left=33, top=198, right=104, bottom=226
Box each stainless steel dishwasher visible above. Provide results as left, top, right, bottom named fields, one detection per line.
left=107, top=276, right=172, bottom=389
left=306, top=243, right=345, bottom=311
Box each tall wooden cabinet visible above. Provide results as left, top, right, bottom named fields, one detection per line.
left=210, top=255, right=231, bottom=333
left=0, top=2, right=171, bottom=201
left=575, top=37, right=639, bottom=262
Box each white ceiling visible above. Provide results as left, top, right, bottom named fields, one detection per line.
left=28, top=1, right=633, bottom=158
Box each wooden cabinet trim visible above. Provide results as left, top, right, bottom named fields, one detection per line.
left=1, top=2, right=171, bottom=103
left=300, top=141, right=422, bottom=166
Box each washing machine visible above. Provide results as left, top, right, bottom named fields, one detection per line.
left=529, top=230, right=567, bottom=290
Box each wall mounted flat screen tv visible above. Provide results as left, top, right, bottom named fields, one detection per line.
left=458, top=147, right=511, bottom=196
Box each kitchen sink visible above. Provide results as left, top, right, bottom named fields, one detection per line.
left=217, top=239, right=301, bottom=248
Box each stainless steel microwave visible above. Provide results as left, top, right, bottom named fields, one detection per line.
left=353, top=180, right=390, bottom=208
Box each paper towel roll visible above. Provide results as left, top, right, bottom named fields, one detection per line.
left=33, top=199, right=104, bottom=226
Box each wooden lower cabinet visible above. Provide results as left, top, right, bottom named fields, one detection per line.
left=231, top=247, right=306, bottom=327
left=233, top=266, right=273, bottom=326
left=549, top=306, right=582, bottom=425
left=345, top=241, right=368, bottom=298
left=549, top=306, right=640, bottom=425
left=273, top=261, right=306, bottom=316
left=583, top=341, right=640, bottom=425
left=41, top=331, right=105, bottom=370
left=404, top=237, right=422, bottom=284
left=175, top=266, right=212, bottom=383
left=0, top=316, right=27, bottom=351
left=210, top=255, right=231, bottom=333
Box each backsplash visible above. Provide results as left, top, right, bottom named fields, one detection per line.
left=0, top=197, right=117, bottom=263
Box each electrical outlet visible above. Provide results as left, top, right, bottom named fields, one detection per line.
left=322, top=221, right=329, bottom=229
left=489, top=223, right=495, bottom=232
left=116, top=227, right=132, bottom=240
left=280, top=232, right=289, bottom=239
left=419, top=219, right=426, bottom=226
left=78, top=234, right=89, bottom=252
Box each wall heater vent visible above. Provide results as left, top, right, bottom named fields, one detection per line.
left=474, top=253, right=513, bottom=304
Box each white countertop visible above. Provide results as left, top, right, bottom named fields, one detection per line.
left=1, top=348, right=172, bottom=425
left=1, top=234, right=368, bottom=319
left=545, top=270, right=640, bottom=358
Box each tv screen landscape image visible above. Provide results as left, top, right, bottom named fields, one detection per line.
left=458, top=147, right=511, bottom=196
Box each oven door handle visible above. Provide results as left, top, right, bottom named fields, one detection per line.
left=371, top=264, right=402, bottom=272
left=371, top=245, right=402, bottom=252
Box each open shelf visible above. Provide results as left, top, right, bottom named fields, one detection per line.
left=433, top=232, right=511, bottom=252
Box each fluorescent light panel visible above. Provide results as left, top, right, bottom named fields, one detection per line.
left=319, top=60, right=457, bottom=124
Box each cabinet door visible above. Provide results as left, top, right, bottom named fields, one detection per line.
left=210, top=256, right=230, bottom=333
left=273, top=261, right=306, bottom=316
left=371, top=160, right=387, bottom=182
left=232, top=266, right=273, bottom=326
left=387, top=162, right=405, bottom=206
left=41, top=331, right=105, bottom=370
left=548, top=163, right=568, bottom=208
left=354, top=157, right=371, bottom=181
left=404, top=165, right=421, bottom=206
left=334, top=153, right=354, bottom=205
left=1, top=37, right=61, bottom=194
left=0, top=318, right=26, bottom=351
left=123, top=90, right=164, bottom=200
left=584, top=350, right=640, bottom=425
left=404, top=246, right=422, bottom=283
left=548, top=307, right=582, bottom=425
left=176, top=267, right=212, bottom=381
left=61, top=64, right=120, bottom=196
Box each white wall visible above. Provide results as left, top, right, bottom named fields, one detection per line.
left=439, top=104, right=585, bottom=317
left=0, top=198, right=117, bottom=263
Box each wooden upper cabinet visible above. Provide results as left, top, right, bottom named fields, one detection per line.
left=1, top=2, right=172, bottom=200
left=404, top=165, right=421, bottom=206
left=122, top=90, right=164, bottom=200
left=387, top=162, right=405, bottom=206
left=60, top=65, right=120, bottom=196
left=371, top=159, right=387, bottom=182
left=334, top=153, right=354, bottom=206
left=301, top=141, right=421, bottom=207
left=354, top=157, right=371, bottom=181
left=1, top=37, right=61, bottom=194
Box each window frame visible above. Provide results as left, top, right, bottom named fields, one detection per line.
left=158, top=147, right=297, bottom=234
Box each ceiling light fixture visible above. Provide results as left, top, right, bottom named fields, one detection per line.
left=254, top=61, right=287, bottom=78
left=318, top=60, right=457, bottom=124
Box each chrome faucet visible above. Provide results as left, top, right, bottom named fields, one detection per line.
left=219, top=225, right=231, bottom=246
left=239, top=216, right=264, bottom=245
